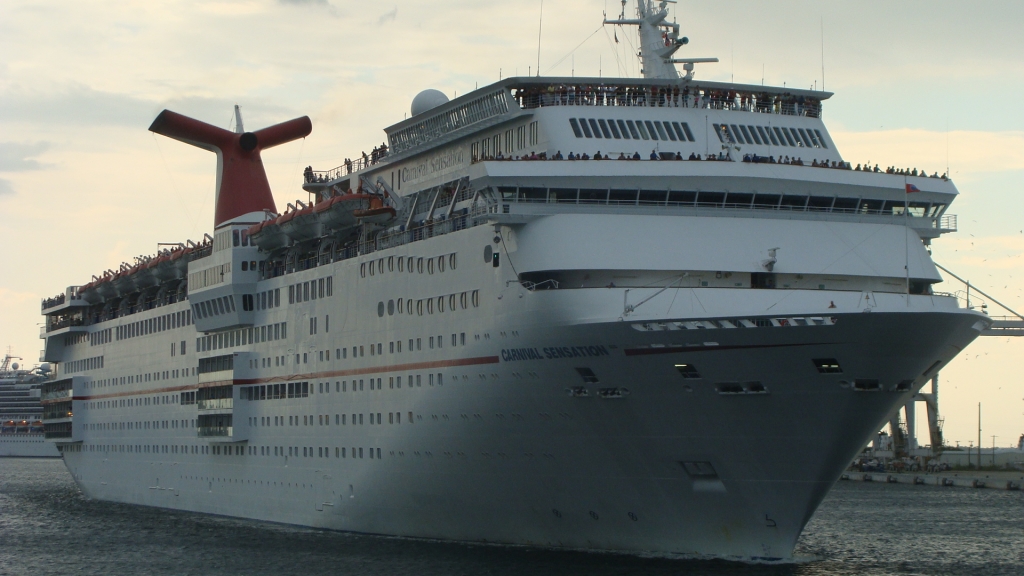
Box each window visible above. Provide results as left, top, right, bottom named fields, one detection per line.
left=625, top=120, right=641, bottom=139
left=616, top=119, right=631, bottom=139
left=588, top=119, right=602, bottom=138
left=569, top=118, right=583, bottom=138
left=674, top=363, right=701, bottom=379
left=745, top=125, right=761, bottom=144
left=576, top=367, right=599, bottom=383
left=597, top=119, right=612, bottom=138
left=813, top=358, right=842, bottom=374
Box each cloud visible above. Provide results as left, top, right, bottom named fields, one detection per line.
left=378, top=7, right=397, bottom=25
left=0, top=84, right=156, bottom=127
left=0, top=142, right=50, bottom=172
left=279, top=0, right=328, bottom=4
left=0, top=179, right=13, bottom=196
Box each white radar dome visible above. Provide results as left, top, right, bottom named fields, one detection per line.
left=11, top=362, right=18, bottom=370
left=411, top=89, right=449, bottom=117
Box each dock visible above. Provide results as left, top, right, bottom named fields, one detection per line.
left=841, top=470, right=1024, bottom=491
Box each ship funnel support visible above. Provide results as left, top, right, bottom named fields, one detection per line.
left=148, top=110, right=312, bottom=226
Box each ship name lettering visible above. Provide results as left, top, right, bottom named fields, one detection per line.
left=500, top=345, right=610, bottom=362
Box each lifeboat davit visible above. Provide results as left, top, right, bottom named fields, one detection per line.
left=314, top=193, right=372, bottom=233
left=247, top=218, right=289, bottom=251
left=353, top=196, right=396, bottom=225
left=279, top=203, right=322, bottom=242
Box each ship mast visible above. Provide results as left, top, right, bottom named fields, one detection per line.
left=604, top=0, right=718, bottom=80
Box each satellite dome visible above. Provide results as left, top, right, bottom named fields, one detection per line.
left=11, top=362, right=18, bottom=370
left=38, top=363, right=51, bottom=373
left=411, top=89, right=449, bottom=117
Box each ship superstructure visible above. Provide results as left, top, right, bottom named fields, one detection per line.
left=41, top=1, right=989, bottom=560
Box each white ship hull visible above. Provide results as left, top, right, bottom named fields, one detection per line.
left=53, top=220, right=984, bottom=559
left=0, top=434, right=60, bottom=457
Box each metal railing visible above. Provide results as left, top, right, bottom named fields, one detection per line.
left=513, top=84, right=822, bottom=118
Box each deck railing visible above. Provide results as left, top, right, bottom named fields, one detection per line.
left=512, top=84, right=822, bottom=118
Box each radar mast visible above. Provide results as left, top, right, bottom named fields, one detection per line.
left=604, top=0, right=718, bottom=80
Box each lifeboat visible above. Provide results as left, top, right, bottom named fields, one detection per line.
left=149, top=253, right=179, bottom=282
left=314, top=193, right=372, bottom=233
left=247, top=218, right=289, bottom=251
left=353, top=196, right=396, bottom=225
left=279, top=202, right=322, bottom=242
left=133, top=258, right=161, bottom=289
left=110, top=268, right=135, bottom=296
left=168, top=247, right=191, bottom=278
left=94, top=275, right=115, bottom=299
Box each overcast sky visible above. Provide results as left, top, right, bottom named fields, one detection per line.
left=1, top=0, right=1021, bottom=447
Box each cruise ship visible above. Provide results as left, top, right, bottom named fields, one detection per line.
left=40, top=1, right=989, bottom=560
left=1, top=352, right=59, bottom=457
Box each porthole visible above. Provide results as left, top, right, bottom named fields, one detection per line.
left=407, top=256, right=414, bottom=273
left=417, top=258, right=424, bottom=273
left=377, top=302, right=385, bottom=317
left=472, top=290, right=479, bottom=307
left=437, top=296, right=445, bottom=313
left=407, top=299, right=414, bottom=315
left=397, top=299, right=404, bottom=314
left=398, top=257, right=404, bottom=272
left=448, top=294, right=456, bottom=311
left=387, top=300, right=395, bottom=315
left=428, top=259, right=434, bottom=274
left=369, top=260, right=375, bottom=276
left=438, top=256, right=445, bottom=273
left=417, top=300, right=423, bottom=315
left=377, top=258, right=384, bottom=273
left=460, top=292, right=468, bottom=309
left=449, top=253, right=457, bottom=270
left=360, top=263, right=366, bottom=278
left=427, top=299, right=434, bottom=314
left=484, top=245, right=493, bottom=263
left=388, top=256, right=394, bottom=272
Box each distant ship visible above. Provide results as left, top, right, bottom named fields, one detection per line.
left=0, top=352, right=59, bottom=457
left=40, top=0, right=989, bottom=560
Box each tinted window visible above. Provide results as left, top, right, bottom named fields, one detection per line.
left=597, top=119, right=612, bottom=138
left=580, top=119, right=593, bottom=138
left=569, top=118, right=583, bottom=138
left=616, top=119, right=631, bottom=139
left=588, top=119, right=603, bottom=138
left=680, top=122, right=695, bottom=141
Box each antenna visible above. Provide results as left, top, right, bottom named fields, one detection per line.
left=536, top=0, right=544, bottom=77
left=820, top=16, right=825, bottom=91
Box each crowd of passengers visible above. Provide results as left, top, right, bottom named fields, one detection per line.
left=470, top=150, right=947, bottom=178
left=513, top=85, right=822, bottom=117
left=303, top=143, right=390, bottom=184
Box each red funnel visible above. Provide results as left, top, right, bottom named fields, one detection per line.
left=149, top=110, right=312, bottom=226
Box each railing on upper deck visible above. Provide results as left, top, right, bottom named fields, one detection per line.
left=512, top=83, right=822, bottom=118
left=303, top=148, right=389, bottom=185
left=491, top=184, right=955, bottom=231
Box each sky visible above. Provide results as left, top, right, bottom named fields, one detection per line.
left=1, top=0, right=1021, bottom=448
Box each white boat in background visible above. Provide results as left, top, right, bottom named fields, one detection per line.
left=0, top=352, right=59, bottom=458
left=40, top=1, right=988, bottom=560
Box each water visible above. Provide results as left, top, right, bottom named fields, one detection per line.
left=2, top=459, right=1022, bottom=576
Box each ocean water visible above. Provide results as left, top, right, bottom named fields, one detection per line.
left=1, top=458, right=1022, bottom=576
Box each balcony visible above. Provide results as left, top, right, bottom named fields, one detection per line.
left=198, top=425, right=233, bottom=438
left=197, top=397, right=233, bottom=411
